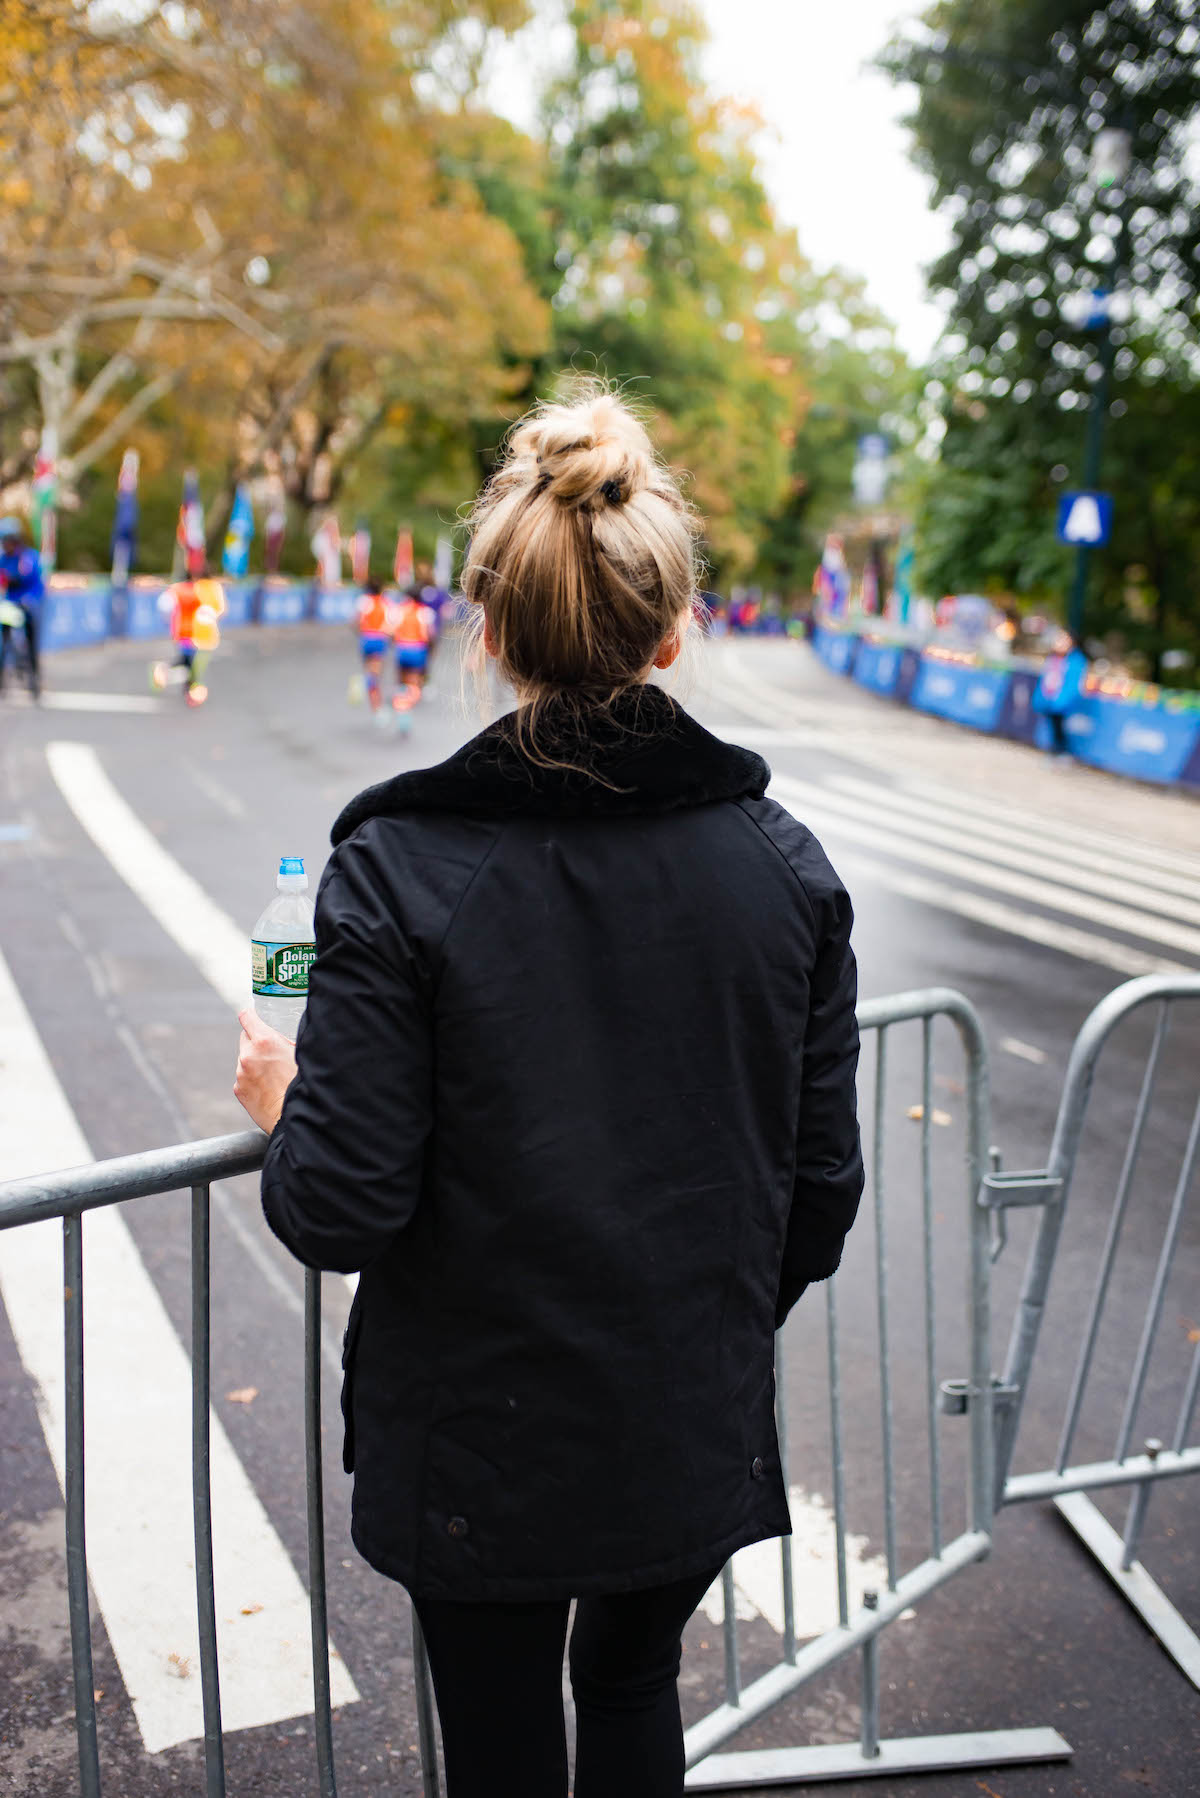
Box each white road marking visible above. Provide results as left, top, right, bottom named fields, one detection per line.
left=699, top=1486, right=902, bottom=1636
left=0, top=947, right=359, bottom=1754
left=805, top=778, right=1200, bottom=926
left=824, top=774, right=1200, bottom=913
left=771, top=775, right=1200, bottom=963
left=708, top=723, right=828, bottom=747
left=47, top=741, right=248, bottom=1012
left=831, top=849, right=1186, bottom=980
left=1001, top=1037, right=1048, bottom=1065
left=718, top=646, right=1200, bottom=882
left=46, top=740, right=358, bottom=1308
left=887, top=771, right=1200, bottom=885
left=39, top=691, right=163, bottom=713
left=189, top=766, right=248, bottom=820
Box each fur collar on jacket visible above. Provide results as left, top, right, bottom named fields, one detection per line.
left=331, top=685, right=769, bottom=842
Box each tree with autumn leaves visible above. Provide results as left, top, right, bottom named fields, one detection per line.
left=1, top=0, right=911, bottom=590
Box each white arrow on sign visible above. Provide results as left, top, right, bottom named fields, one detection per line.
left=1063, top=494, right=1104, bottom=544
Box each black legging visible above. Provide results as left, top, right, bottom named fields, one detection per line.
left=413, top=1564, right=720, bottom=1798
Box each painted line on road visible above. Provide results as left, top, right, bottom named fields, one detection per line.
left=1001, top=1037, right=1048, bottom=1065
left=48, top=741, right=248, bottom=1011
left=718, top=646, right=1200, bottom=883
left=827, top=847, right=1187, bottom=980
left=700, top=1484, right=905, bottom=1637
left=46, top=742, right=359, bottom=1300
left=889, top=770, right=1200, bottom=885
left=41, top=690, right=165, bottom=714
left=824, top=773, right=1200, bottom=910
left=772, top=775, right=1200, bottom=964
left=791, top=775, right=1200, bottom=928
left=188, top=765, right=248, bottom=820
left=4, top=690, right=163, bottom=713
left=0, top=946, right=358, bottom=1753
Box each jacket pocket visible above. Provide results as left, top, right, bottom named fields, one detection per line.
left=341, top=1300, right=363, bottom=1474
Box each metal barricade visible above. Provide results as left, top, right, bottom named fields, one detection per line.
left=5, top=976, right=1196, bottom=1791
left=683, top=988, right=1069, bottom=1789
left=988, top=973, right=1200, bottom=1689
left=0, top=1134, right=440, bottom=1798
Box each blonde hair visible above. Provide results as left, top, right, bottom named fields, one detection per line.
left=462, top=384, right=699, bottom=743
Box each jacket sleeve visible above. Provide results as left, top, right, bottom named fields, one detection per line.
left=260, top=835, right=433, bottom=1273
left=776, top=885, right=864, bottom=1328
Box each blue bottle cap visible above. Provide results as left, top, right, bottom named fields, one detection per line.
left=279, top=856, right=305, bottom=876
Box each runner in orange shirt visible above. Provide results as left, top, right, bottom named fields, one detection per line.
left=354, top=577, right=394, bottom=717
left=151, top=570, right=226, bottom=706
left=390, top=585, right=436, bottom=728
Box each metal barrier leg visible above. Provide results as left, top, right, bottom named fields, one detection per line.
left=859, top=1592, right=880, bottom=1760
left=826, top=1279, right=849, bottom=1628
left=64, top=1214, right=102, bottom=1798
left=774, top=1338, right=797, bottom=1665
left=304, top=1268, right=338, bottom=1797
left=412, top=1612, right=442, bottom=1798
left=190, top=1184, right=226, bottom=1798
left=720, top=1563, right=742, bottom=1707
left=1054, top=1490, right=1200, bottom=1690
left=871, top=1032, right=899, bottom=1592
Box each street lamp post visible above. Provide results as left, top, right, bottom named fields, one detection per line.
left=1066, top=127, right=1132, bottom=642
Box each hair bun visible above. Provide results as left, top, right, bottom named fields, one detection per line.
left=514, top=391, right=654, bottom=509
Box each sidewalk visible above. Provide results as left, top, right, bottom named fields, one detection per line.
left=712, top=638, right=1200, bottom=858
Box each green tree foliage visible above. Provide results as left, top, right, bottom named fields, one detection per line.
left=883, top=0, right=1200, bottom=668
left=1, top=1, right=547, bottom=563
left=2, top=0, right=913, bottom=585
left=538, top=1, right=913, bottom=586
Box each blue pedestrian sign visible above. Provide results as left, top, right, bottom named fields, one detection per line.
left=1057, top=491, right=1113, bottom=547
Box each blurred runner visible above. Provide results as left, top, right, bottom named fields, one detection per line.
left=390, top=585, right=436, bottom=728
left=353, top=576, right=394, bottom=720
left=0, top=516, right=45, bottom=699
left=151, top=569, right=226, bottom=706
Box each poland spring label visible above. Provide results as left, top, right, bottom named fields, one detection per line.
left=252, top=939, right=316, bottom=997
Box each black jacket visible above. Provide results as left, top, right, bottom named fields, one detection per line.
left=261, top=687, right=863, bottom=1601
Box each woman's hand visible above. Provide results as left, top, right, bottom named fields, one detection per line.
left=234, top=1009, right=298, bottom=1134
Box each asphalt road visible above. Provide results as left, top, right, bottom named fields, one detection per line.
left=1, top=624, right=1197, bottom=1797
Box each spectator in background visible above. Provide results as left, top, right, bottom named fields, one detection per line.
left=1034, top=628, right=1089, bottom=758
left=0, top=516, right=45, bottom=699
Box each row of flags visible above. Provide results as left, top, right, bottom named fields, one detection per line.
left=105, top=456, right=452, bottom=589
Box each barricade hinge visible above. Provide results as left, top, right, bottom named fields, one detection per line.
left=978, top=1169, right=1063, bottom=1209
left=939, top=1376, right=1020, bottom=1417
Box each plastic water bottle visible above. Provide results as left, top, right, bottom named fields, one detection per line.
left=252, top=857, right=316, bottom=1038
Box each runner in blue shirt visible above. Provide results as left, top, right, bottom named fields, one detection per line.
left=0, top=517, right=45, bottom=699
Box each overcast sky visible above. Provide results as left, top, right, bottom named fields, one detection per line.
left=483, top=1, right=951, bottom=362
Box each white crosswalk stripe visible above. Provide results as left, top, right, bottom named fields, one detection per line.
left=45, top=741, right=359, bottom=1306
left=751, top=766, right=1198, bottom=978
left=771, top=775, right=1200, bottom=965
left=867, top=770, right=1200, bottom=885
left=0, top=949, right=359, bottom=1754
left=824, top=774, right=1200, bottom=907
left=793, top=777, right=1200, bottom=926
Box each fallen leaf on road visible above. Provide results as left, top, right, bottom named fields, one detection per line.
left=225, top=1387, right=258, bottom=1404
left=93, top=1689, right=104, bottom=1702
left=906, top=1105, right=952, bottom=1127
left=167, top=1653, right=191, bottom=1679
left=241, top=1602, right=264, bottom=1616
